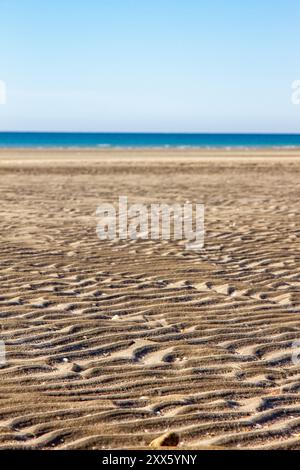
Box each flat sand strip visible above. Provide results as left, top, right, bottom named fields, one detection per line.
left=0, top=150, right=299, bottom=449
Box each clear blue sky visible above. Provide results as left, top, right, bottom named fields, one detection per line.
left=0, top=0, right=300, bottom=132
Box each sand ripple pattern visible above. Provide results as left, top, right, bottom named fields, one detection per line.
left=0, top=150, right=300, bottom=449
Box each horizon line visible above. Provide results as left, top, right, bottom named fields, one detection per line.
left=1, top=131, right=300, bottom=136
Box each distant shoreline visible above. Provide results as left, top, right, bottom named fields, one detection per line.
left=1, top=145, right=300, bottom=150
left=1, top=147, right=300, bottom=161
left=1, top=145, right=300, bottom=153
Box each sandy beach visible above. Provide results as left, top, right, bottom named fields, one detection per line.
left=0, top=148, right=299, bottom=450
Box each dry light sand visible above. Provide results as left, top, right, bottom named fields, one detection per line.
left=0, top=148, right=299, bottom=450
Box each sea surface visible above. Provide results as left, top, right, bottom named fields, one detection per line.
left=0, top=132, right=300, bottom=149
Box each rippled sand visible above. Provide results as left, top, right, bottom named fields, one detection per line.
left=0, top=148, right=299, bottom=450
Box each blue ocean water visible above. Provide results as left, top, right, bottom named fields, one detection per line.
left=0, top=132, right=300, bottom=149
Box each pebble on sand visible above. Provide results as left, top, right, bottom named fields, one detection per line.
left=149, top=432, right=180, bottom=449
